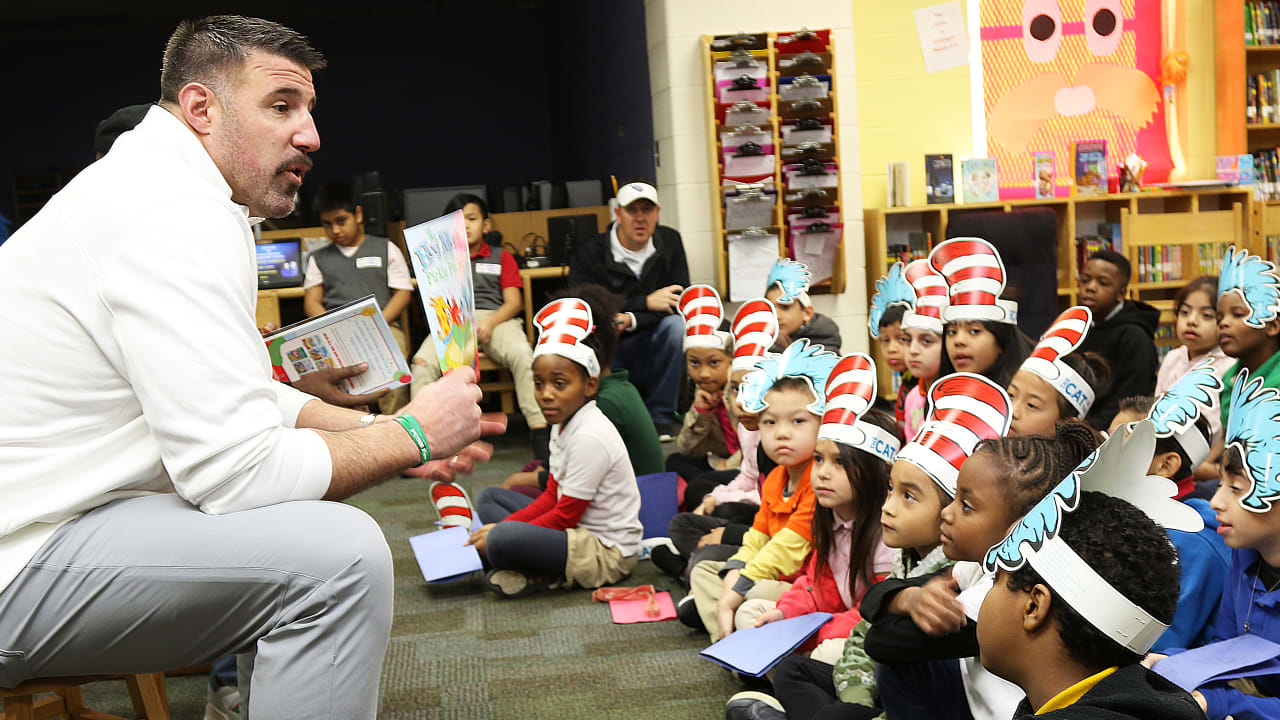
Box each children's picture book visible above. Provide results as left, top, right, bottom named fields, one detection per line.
left=925, top=154, right=954, bottom=204
left=408, top=526, right=483, bottom=583
left=264, top=294, right=411, bottom=395
left=700, top=612, right=832, bottom=677
left=1033, top=151, right=1055, bottom=199
left=404, top=211, right=478, bottom=372
left=961, top=157, right=998, bottom=203
left=1071, top=140, right=1108, bottom=196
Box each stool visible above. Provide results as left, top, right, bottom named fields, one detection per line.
left=477, top=353, right=516, bottom=415
left=0, top=673, right=169, bottom=720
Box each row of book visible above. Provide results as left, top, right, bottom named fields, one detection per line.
left=1246, top=70, right=1280, bottom=125
left=1074, top=231, right=1119, bottom=275
left=1267, top=235, right=1280, bottom=265
left=1251, top=148, right=1280, bottom=200
left=1246, top=2, right=1280, bottom=45
left=1134, top=243, right=1231, bottom=284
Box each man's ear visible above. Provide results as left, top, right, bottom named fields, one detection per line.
left=177, top=82, right=220, bottom=136
left=1023, top=583, right=1054, bottom=633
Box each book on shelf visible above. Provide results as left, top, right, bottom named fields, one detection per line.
left=960, top=157, right=998, bottom=203
left=1071, top=140, right=1107, bottom=196
left=1251, top=148, right=1280, bottom=200
left=1247, top=2, right=1280, bottom=46
left=1247, top=70, right=1280, bottom=125
left=1131, top=243, right=1226, bottom=284
left=925, top=154, right=954, bottom=205
left=1268, top=234, right=1280, bottom=264
left=1033, top=151, right=1055, bottom=199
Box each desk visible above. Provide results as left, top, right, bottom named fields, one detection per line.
left=519, top=266, right=570, bottom=342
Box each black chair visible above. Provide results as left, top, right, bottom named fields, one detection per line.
left=946, top=208, right=1059, bottom=339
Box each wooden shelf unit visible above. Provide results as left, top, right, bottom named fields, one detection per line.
left=864, top=187, right=1255, bottom=394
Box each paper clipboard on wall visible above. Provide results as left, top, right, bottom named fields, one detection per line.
left=728, top=227, right=781, bottom=301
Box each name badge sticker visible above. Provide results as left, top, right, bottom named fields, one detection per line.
left=476, top=263, right=502, bottom=276
left=356, top=256, right=383, bottom=270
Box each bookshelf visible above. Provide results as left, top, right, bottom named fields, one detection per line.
left=702, top=29, right=846, bottom=301
left=863, top=188, right=1255, bottom=395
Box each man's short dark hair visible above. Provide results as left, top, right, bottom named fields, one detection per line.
left=312, top=183, right=357, bottom=217
left=444, top=193, right=489, bottom=219
left=160, top=15, right=326, bottom=105
left=1005, top=492, right=1179, bottom=670
left=1087, top=249, right=1132, bottom=287
left=94, top=104, right=153, bottom=157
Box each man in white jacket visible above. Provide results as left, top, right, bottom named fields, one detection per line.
left=0, top=15, right=501, bottom=719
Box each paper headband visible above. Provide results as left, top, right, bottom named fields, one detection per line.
left=900, top=259, right=947, bottom=334
left=533, top=298, right=600, bottom=377
left=736, top=339, right=840, bottom=415
left=984, top=420, right=1204, bottom=654
left=868, top=262, right=915, bottom=339
left=1219, top=246, right=1280, bottom=329
left=679, top=284, right=731, bottom=352
left=895, top=373, right=1012, bottom=497
left=1224, top=369, right=1280, bottom=513
left=732, top=298, right=780, bottom=372
left=930, top=237, right=1018, bottom=325
left=819, top=353, right=901, bottom=463
left=767, top=258, right=813, bottom=306
left=1144, top=359, right=1222, bottom=470
left=1020, top=306, right=1095, bottom=417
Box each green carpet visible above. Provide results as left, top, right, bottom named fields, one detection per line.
left=77, top=431, right=740, bottom=719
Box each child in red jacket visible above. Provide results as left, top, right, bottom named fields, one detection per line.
left=746, top=354, right=900, bottom=663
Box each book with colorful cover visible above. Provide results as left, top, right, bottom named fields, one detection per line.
left=961, top=157, right=998, bottom=203
left=404, top=211, right=478, bottom=373
left=925, top=154, right=954, bottom=205
left=1071, top=140, right=1108, bottom=196
left=264, top=294, right=411, bottom=394
left=1033, top=151, right=1056, bottom=199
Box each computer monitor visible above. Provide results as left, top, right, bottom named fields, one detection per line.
left=402, top=185, right=488, bottom=227
left=256, top=239, right=304, bottom=289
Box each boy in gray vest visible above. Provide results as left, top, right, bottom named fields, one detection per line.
left=303, top=183, right=413, bottom=412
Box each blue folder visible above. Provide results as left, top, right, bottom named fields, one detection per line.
left=700, top=612, right=833, bottom=677
left=408, top=526, right=482, bottom=583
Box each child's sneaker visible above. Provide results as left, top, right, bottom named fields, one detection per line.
left=204, top=674, right=241, bottom=720
left=429, top=481, right=475, bottom=530
left=724, top=691, right=785, bottom=720
left=485, top=569, right=557, bottom=598
left=677, top=593, right=703, bottom=630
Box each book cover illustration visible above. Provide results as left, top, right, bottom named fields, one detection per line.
left=1033, top=151, right=1055, bottom=199
left=264, top=294, right=411, bottom=395
left=1072, top=140, right=1108, bottom=196
left=925, top=154, right=954, bottom=204
left=961, top=158, right=998, bottom=203
left=404, top=210, right=478, bottom=372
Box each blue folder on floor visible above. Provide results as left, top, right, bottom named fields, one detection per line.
left=636, top=472, right=679, bottom=539
left=408, top=526, right=482, bottom=583
left=700, top=612, right=833, bottom=677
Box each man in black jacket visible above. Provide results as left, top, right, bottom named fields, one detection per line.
left=568, top=181, right=688, bottom=436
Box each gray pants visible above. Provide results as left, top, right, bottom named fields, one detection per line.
left=0, top=494, right=393, bottom=720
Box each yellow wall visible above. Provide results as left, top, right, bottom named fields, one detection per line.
left=853, top=0, right=1216, bottom=209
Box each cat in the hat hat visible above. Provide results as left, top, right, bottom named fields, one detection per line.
left=1007, top=306, right=1112, bottom=437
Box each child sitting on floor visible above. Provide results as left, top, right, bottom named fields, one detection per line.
left=867, top=262, right=917, bottom=427
left=1217, top=247, right=1280, bottom=432
left=1006, top=307, right=1111, bottom=437
left=766, top=258, right=842, bottom=352
left=468, top=296, right=642, bottom=597
left=899, top=259, right=947, bottom=439
left=1158, top=276, right=1234, bottom=447
left=687, top=340, right=839, bottom=641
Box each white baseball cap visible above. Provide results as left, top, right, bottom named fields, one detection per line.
left=616, top=182, right=660, bottom=208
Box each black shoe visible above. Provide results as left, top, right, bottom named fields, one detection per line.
left=530, top=426, right=551, bottom=462
left=649, top=543, right=686, bottom=579
left=724, top=692, right=786, bottom=720
left=656, top=421, right=680, bottom=443
left=677, top=593, right=703, bottom=630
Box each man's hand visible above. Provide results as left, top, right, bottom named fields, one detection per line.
left=259, top=322, right=280, bottom=336
left=891, top=576, right=967, bottom=636
left=292, top=363, right=390, bottom=410
left=476, top=319, right=494, bottom=346
left=466, top=523, right=496, bottom=559
left=402, top=441, right=494, bottom=481
left=693, top=388, right=723, bottom=412
left=693, top=495, right=717, bottom=516
left=613, top=313, right=632, bottom=332
left=753, top=608, right=785, bottom=628
left=399, top=367, right=506, bottom=459
left=646, top=285, right=683, bottom=313
left=697, top=527, right=726, bottom=548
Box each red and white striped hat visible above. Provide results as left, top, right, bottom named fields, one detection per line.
left=731, top=298, right=780, bottom=372
left=930, top=237, right=1018, bottom=324
left=820, top=353, right=902, bottom=463
left=679, top=284, right=731, bottom=352
left=896, top=372, right=1013, bottom=497
left=900, top=259, right=947, bottom=334
left=1019, top=306, right=1095, bottom=416
left=533, top=298, right=600, bottom=377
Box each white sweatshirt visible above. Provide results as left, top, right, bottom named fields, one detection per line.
left=0, top=107, right=332, bottom=594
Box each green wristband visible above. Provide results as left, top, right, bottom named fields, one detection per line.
left=395, top=415, right=431, bottom=465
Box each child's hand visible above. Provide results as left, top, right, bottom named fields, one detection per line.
left=500, top=471, right=540, bottom=490
left=465, top=523, right=496, bottom=558
left=693, top=388, right=722, bottom=412
left=1140, top=653, right=1167, bottom=669
left=476, top=319, right=493, bottom=345
left=694, top=496, right=717, bottom=516
left=894, top=576, right=966, bottom=636
left=697, top=527, right=726, bottom=548
left=717, top=584, right=745, bottom=639
left=754, top=608, right=785, bottom=627
left=1191, top=691, right=1207, bottom=713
